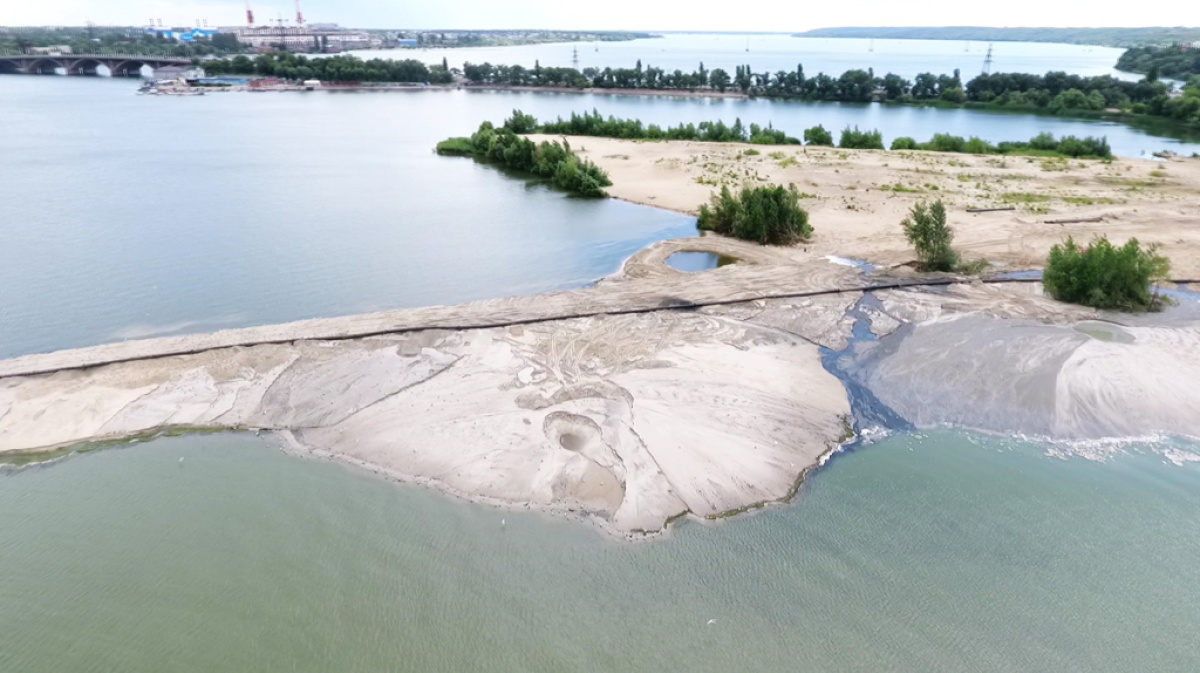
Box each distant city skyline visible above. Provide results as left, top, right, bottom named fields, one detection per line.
left=5, top=0, right=1199, bottom=31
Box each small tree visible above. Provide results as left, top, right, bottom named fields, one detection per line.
left=1043, top=236, right=1170, bottom=311
left=901, top=200, right=959, bottom=272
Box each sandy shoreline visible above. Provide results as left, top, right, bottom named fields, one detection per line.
left=543, top=136, right=1200, bottom=278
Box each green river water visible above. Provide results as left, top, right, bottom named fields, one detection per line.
left=2, top=430, right=1198, bottom=672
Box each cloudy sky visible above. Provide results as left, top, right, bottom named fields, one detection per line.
left=7, top=0, right=1199, bottom=30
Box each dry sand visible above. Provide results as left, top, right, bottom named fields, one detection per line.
left=543, top=136, right=1200, bottom=277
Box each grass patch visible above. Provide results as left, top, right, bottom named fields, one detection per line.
left=1002, top=192, right=1052, bottom=204
left=434, top=137, right=474, bottom=155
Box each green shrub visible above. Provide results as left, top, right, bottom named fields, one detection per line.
left=900, top=200, right=959, bottom=272
left=743, top=148, right=761, bottom=156
left=503, top=110, right=539, bottom=134
left=922, top=133, right=966, bottom=153
left=803, top=125, right=834, bottom=146
left=963, top=136, right=996, bottom=154
left=697, top=185, right=812, bottom=245
left=839, top=126, right=885, bottom=150
left=1043, top=236, right=1170, bottom=311
left=891, top=136, right=919, bottom=150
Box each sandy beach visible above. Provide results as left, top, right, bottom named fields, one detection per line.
left=541, top=136, right=1200, bottom=277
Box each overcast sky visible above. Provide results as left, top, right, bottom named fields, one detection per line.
left=6, top=0, right=1199, bottom=31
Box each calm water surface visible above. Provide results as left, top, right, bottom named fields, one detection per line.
left=357, top=33, right=1136, bottom=80
left=2, top=430, right=1198, bottom=672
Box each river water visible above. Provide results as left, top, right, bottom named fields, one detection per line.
left=2, top=430, right=1198, bottom=672
left=2, top=40, right=1200, bottom=671
left=356, top=33, right=1137, bottom=80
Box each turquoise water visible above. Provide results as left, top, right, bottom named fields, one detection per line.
left=2, top=430, right=1198, bottom=672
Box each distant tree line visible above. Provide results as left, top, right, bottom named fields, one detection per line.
left=0, top=25, right=244, bottom=57
left=459, top=60, right=1197, bottom=128
left=203, top=53, right=453, bottom=84
left=435, top=122, right=611, bottom=197
left=1117, top=45, right=1200, bottom=80
left=536, top=109, right=798, bottom=144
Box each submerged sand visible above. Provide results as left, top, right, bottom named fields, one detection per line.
left=542, top=136, right=1200, bottom=277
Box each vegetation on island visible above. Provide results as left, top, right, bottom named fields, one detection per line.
left=537, top=109, right=798, bottom=144
left=793, top=26, right=1200, bottom=48
left=203, top=53, right=454, bottom=83
left=697, top=185, right=812, bottom=245
left=839, top=127, right=885, bottom=150
left=503, top=109, right=1114, bottom=159
left=890, top=131, right=1112, bottom=158
left=1043, top=237, right=1171, bottom=311
left=1117, top=45, right=1200, bottom=80
left=436, top=121, right=611, bottom=197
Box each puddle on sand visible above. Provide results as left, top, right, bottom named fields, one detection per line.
left=1074, top=321, right=1136, bottom=343
left=665, top=252, right=739, bottom=272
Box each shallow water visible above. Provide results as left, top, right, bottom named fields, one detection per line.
left=665, top=251, right=737, bottom=271
left=2, top=430, right=1197, bottom=672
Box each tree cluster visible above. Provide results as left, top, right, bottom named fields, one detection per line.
left=698, top=185, right=812, bottom=245
left=203, top=53, right=453, bottom=84
left=436, top=121, right=612, bottom=198
left=1117, top=45, right=1200, bottom=81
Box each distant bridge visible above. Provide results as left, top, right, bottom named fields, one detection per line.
left=0, top=54, right=193, bottom=77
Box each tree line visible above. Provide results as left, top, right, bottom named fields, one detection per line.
left=503, top=109, right=1114, bottom=158
left=459, top=60, right=1196, bottom=128
left=203, top=53, right=453, bottom=84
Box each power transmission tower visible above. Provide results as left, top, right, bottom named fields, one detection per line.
left=982, top=44, right=994, bottom=74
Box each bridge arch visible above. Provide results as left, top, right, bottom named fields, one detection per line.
left=110, top=59, right=151, bottom=78
left=0, top=59, right=23, bottom=75
left=66, top=58, right=107, bottom=76
left=26, top=58, right=67, bottom=75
